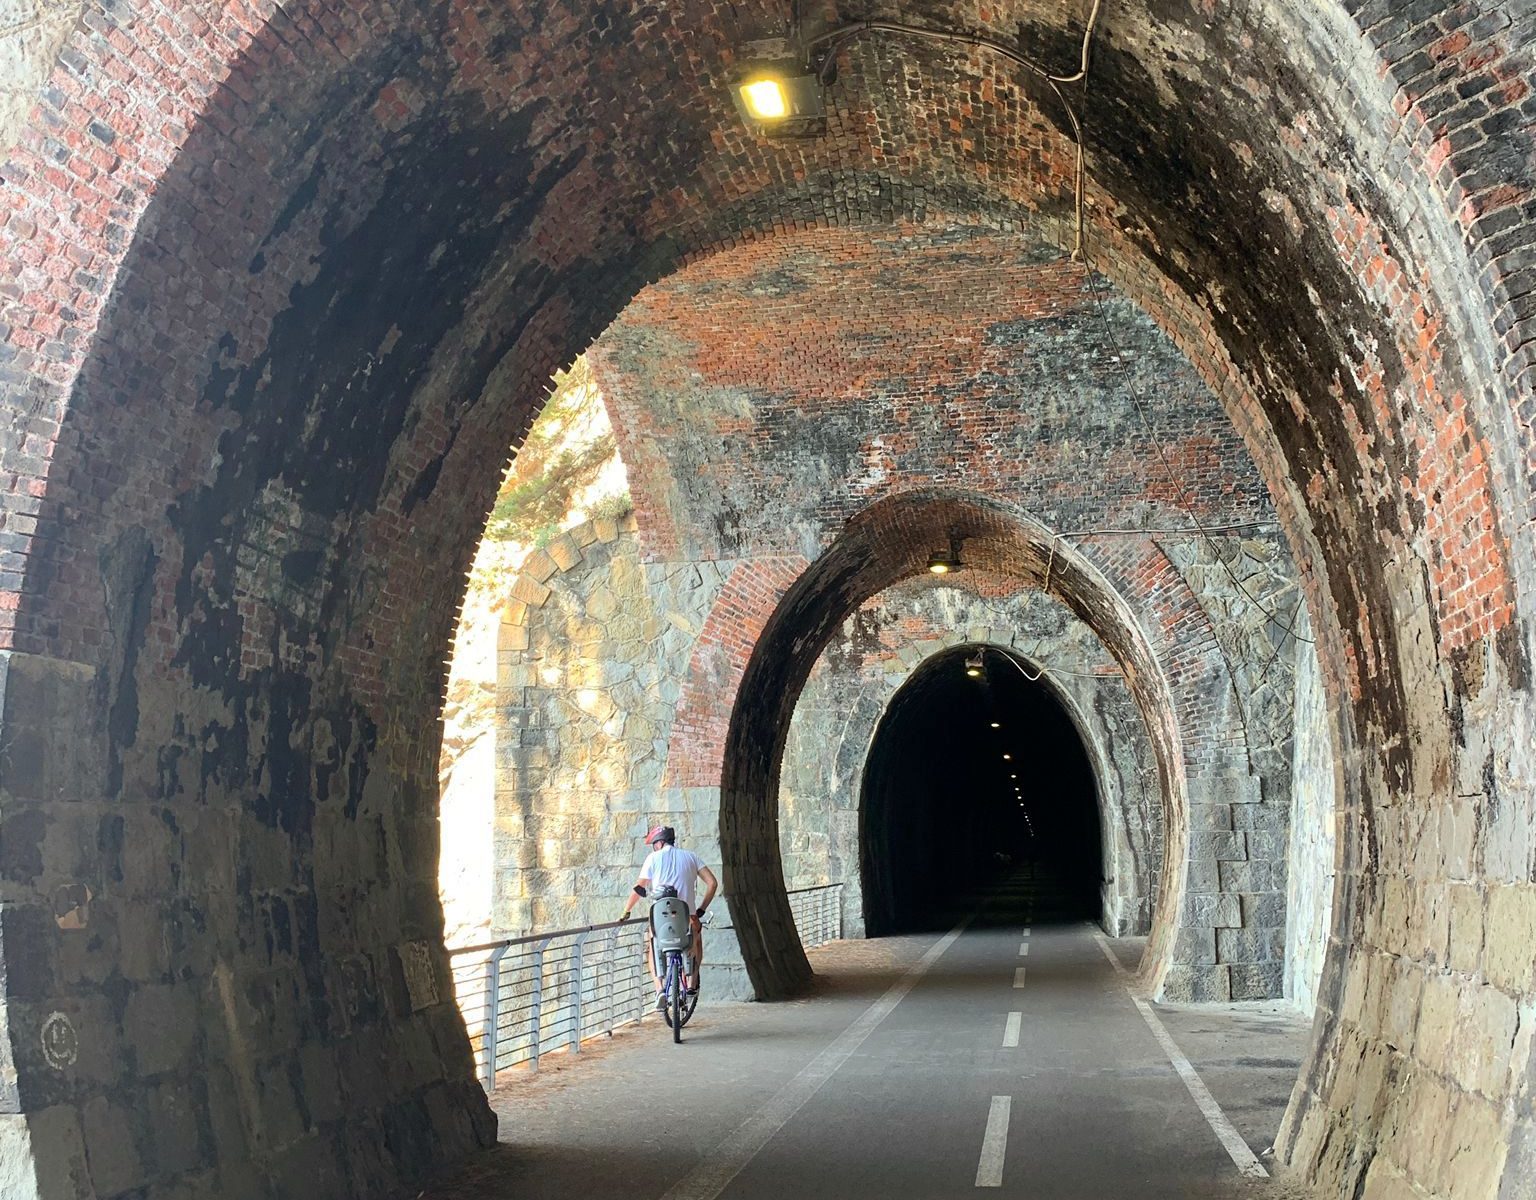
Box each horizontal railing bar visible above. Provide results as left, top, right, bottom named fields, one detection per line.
left=448, top=917, right=649, bottom=956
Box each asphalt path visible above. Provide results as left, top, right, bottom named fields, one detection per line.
left=427, top=871, right=1306, bottom=1200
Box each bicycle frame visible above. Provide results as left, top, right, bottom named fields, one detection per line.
left=648, top=898, right=699, bottom=1041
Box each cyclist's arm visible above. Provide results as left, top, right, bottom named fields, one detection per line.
left=696, top=865, right=719, bottom=915
left=622, top=874, right=652, bottom=919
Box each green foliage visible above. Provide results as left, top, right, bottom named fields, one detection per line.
left=486, top=435, right=616, bottom=540
left=587, top=491, right=634, bottom=521
left=484, top=357, right=624, bottom=543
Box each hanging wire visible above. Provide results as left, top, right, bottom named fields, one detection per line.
left=796, top=1, right=1310, bottom=668
left=803, top=0, right=1103, bottom=258
left=980, top=642, right=1119, bottom=684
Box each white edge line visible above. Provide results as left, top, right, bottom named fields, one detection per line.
left=975, top=1095, right=1011, bottom=1187
left=1094, top=934, right=1131, bottom=979
left=657, top=914, right=973, bottom=1200
left=1092, top=933, right=1267, bottom=1179
left=1003, top=1011, right=1022, bottom=1048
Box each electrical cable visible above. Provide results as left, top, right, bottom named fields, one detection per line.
left=979, top=643, right=1120, bottom=685
left=804, top=1, right=1103, bottom=259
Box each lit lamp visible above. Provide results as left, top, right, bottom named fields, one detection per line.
left=964, top=653, right=984, bottom=678
left=729, top=44, right=825, bottom=134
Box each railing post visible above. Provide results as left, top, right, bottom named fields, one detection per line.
left=572, top=931, right=588, bottom=1055
left=603, top=927, right=616, bottom=1038
left=530, top=936, right=551, bottom=1074
left=483, top=944, right=509, bottom=1093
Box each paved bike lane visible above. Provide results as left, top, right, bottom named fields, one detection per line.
left=424, top=874, right=1306, bottom=1200
left=703, top=877, right=1276, bottom=1200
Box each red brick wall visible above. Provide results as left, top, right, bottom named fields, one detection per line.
left=664, top=554, right=808, bottom=787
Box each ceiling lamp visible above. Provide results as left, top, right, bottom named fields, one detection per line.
left=965, top=653, right=984, bottom=678
left=927, top=533, right=966, bottom=576
left=990, top=721, right=1001, bottom=729
left=928, top=547, right=961, bottom=575
left=729, top=41, right=825, bottom=135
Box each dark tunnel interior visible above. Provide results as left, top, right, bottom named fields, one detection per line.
left=860, top=645, right=1104, bottom=934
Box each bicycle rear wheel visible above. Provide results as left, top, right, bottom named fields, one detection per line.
left=669, top=957, right=683, bottom=1043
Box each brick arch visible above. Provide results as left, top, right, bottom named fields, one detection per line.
left=719, top=489, right=1223, bottom=1001
left=0, top=1, right=1531, bottom=1196
left=662, top=555, right=810, bottom=789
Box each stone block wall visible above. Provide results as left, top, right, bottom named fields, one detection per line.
left=491, top=517, right=722, bottom=933
left=1285, top=606, right=1339, bottom=1016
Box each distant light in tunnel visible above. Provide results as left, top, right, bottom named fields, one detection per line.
left=1002, top=753, right=1012, bottom=760
left=990, top=721, right=1001, bottom=728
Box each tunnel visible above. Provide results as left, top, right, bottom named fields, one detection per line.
left=1, top=1, right=1533, bottom=1198
left=860, top=645, right=1103, bottom=936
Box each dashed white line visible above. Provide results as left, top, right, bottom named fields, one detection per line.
left=975, top=1095, right=1012, bottom=1187
left=1013, top=967, right=1027, bottom=989
left=1092, top=933, right=1268, bottom=1180
left=1003, top=1011, right=1022, bottom=1048
left=1017, top=942, right=1030, bottom=957
left=1021, top=926, right=1032, bottom=937
left=656, top=915, right=973, bottom=1200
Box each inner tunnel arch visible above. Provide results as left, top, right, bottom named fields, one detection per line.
left=719, top=490, right=1194, bottom=1001
left=856, top=642, right=1110, bottom=937
left=775, top=580, right=1166, bottom=945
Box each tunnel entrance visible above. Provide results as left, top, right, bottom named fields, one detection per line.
left=860, top=645, right=1103, bottom=935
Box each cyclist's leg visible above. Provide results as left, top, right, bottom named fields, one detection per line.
left=645, top=928, right=664, bottom=995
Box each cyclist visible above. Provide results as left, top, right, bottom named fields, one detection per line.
left=620, top=825, right=718, bottom=1009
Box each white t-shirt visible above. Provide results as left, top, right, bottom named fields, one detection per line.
left=641, top=846, right=705, bottom=910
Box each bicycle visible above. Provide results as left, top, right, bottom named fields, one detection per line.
left=647, top=893, right=702, bottom=1043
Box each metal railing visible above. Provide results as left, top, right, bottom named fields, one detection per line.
left=448, top=882, right=845, bottom=1092
left=787, top=883, right=843, bottom=948
left=448, top=918, right=652, bottom=1091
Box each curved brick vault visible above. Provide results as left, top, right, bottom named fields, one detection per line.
left=0, top=2, right=1533, bottom=1198
left=717, top=490, right=1209, bottom=1002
